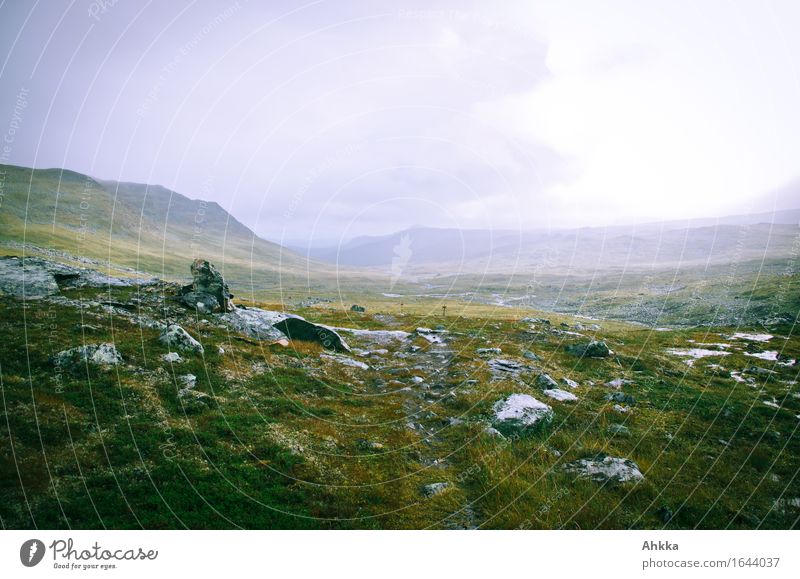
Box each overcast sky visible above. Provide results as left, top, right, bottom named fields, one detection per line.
left=1, top=0, right=799, bottom=245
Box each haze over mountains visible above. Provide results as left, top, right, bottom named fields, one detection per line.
left=295, top=210, right=800, bottom=274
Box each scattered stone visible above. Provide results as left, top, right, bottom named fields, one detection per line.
left=320, top=353, right=369, bottom=370
left=536, top=373, right=558, bottom=389
left=422, top=482, right=451, bottom=497
left=612, top=404, right=630, bottom=414
left=487, top=358, right=527, bottom=378
left=484, top=426, right=505, bottom=438
left=561, top=377, right=579, bottom=389
left=563, top=455, right=644, bottom=484
left=566, top=340, right=612, bottom=358
left=178, top=374, right=197, bottom=390
left=605, top=392, right=636, bottom=405
left=542, top=388, right=578, bottom=402
left=492, top=394, right=553, bottom=434
left=605, top=378, right=633, bottom=389
left=521, top=317, right=550, bottom=325
left=606, top=423, right=630, bottom=436
left=522, top=351, right=540, bottom=361
left=159, top=324, right=204, bottom=353
left=476, top=347, right=502, bottom=355
left=273, top=317, right=351, bottom=352
left=52, top=343, right=123, bottom=368
left=415, top=327, right=446, bottom=344
left=162, top=352, right=183, bottom=364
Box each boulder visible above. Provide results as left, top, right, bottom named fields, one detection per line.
left=606, top=424, right=630, bottom=436
left=350, top=304, right=366, bottom=312
left=605, top=392, right=636, bottom=405
left=566, top=340, right=612, bottom=358
left=272, top=317, right=350, bottom=352
left=0, top=256, right=59, bottom=298
left=219, top=307, right=293, bottom=342
left=52, top=343, right=123, bottom=369
left=179, top=259, right=234, bottom=312
left=492, top=394, right=553, bottom=434
left=563, top=455, right=643, bottom=484
left=159, top=324, right=204, bottom=353
left=477, top=347, right=502, bottom=355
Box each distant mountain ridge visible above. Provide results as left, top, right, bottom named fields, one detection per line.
left=298, top=209, right=800, bottom=273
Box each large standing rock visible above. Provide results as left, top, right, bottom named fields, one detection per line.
left=180, top=259, right=234, bottom=312
left=492, top=394, right=553, bottom=434
left=272, top=317, right=350, bottom=352
left=563, top=455, right=644, bottom=484
left=159, top=324, right=204, bottom=353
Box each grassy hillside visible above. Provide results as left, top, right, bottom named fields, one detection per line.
left=0, top=164, right=377, bottom=293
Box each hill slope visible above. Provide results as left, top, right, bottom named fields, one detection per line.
left=0, top=164, right=336, bottom=291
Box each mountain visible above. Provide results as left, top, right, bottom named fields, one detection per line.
left=0, top=164, right=326, bottom=289
left=301, top=210, right=800, bottom=274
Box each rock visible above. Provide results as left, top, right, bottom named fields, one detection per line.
left=606, top=423, right=630, bottom=436
left=162, top=352, right=183, bottom=363
left=563, top=455, right=644, bottom=484
left=178, top=374, right=197, bottom=390
left=492, top=394, right=553, bottom=434
left=219, top=307, right=293, bottom=342
left=521, top=317, right=550, bottom=325
left=422, top=482, right=450, bottom=497
left=487, top=358, right=527, bottom=378
left=159, top=324, right=204, bottom=353
left=612, top=404, right=630, bottom=413
left=180, top=291, right=220, bottom=313
left=605, top=378, right=634, bottom=389
left=522, top=351, right=540, bottom=361
left=415, top=327, right=446, bottom=344
left=477, top=347, right=502, bottom=355
left=217, top=346, right=225, bottom=355
left=272, top=317, right=350, bottom=352
left=484, top=426, right=505, bottom=438
left=320, top=353, right=369, bottom=370
left=52, top=343, right=123, bottom=368
left=0, top=256, right=59, bottom=297
left=605, top=392, right=636, bottom=405
left=0, top=256, right=154, bottom=298
left=561, top=377, right=579, bottom=389
left=566, top=340, right=612, bottom=358
left=536, top=373, right=558, bottom=389
left=350, top=304, right=366, bottom=312
left=179, top=259, right=234, bottom=312
left=542, top=388, right=578, bottom=402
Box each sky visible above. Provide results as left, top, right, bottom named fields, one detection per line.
left=1, top=0, right=799, bottom=246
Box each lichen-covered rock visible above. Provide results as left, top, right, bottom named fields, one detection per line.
left=492, top=394, right=553, bottom=434
left=563, top=455, right=644, bottom=484
left=52, top=343, right=123, bottom=368
left=0, top=256, right=59, bottom=298
left=272, top=317, right=350, bottom=352
left=159, top=324, right=204, bottom=353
